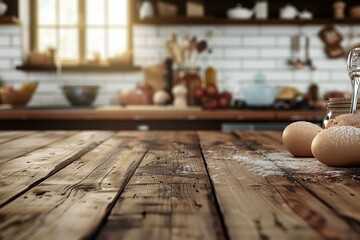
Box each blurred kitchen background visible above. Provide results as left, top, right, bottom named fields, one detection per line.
left=0, top=0, right=359, bottom=130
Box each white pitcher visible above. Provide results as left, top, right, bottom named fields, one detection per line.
left=139, top=1, right=154, bottom=20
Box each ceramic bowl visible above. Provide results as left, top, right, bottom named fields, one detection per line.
left=62, top=85, right=99, bottom=106
left=242, top=85, right=282, bottom=106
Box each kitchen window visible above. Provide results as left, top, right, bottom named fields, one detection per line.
left=31, top=0, right=131, bottom=66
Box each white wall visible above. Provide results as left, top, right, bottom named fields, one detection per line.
left=0, top=23, right=359, bottom=106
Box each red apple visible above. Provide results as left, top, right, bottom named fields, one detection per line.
left=202, top=98, right=218, bottom=110
left=220, top=91, right=232, bottom=102
left=193, top=87, right=204, bottom=101
left=205, top=84, right=218, bottom=98
left=218, top=96, right=230, bottom=108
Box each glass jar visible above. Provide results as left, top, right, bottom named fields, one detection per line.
left=174, top=67, right=202, bottom=105
left=323, top=98, right=360, bottom=127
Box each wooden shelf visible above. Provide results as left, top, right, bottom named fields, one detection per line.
left=16, top=64, right=142, bottom=73
left=0, top=16, right=20, bottom=25
left=134, top=17, right=360, bottom=25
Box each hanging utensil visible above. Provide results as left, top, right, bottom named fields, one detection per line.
left=188, top=36, right=197, bottom=67
left=194, top=40, right=208, bottom=66
left=347, top=48, right=360, bottom=114
left=305, top=36, right=316, bottom=70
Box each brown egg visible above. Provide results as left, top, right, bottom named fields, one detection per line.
left=282, top=121, right=322, bottom=157
left=311, top=126, right=360, bottom=167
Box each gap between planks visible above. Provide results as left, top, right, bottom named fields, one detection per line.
left=198, top=130, right=360, bottom=240
left=233, top=131, right=360, bottom=238
left=0, top=131, right=115, bottom=208
left=0, top=131, right=155, bottom=240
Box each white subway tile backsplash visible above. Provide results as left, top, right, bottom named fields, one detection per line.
left=133, top=47, right=166, bottom=58
left=208, top=47, right=224, bottom=58
left=276, top=37, right=291, bottom=46
left=302, top=26, right=323, bottom=36
left=0, top=26, right=21, bottom=35
left=133, top=36, right=145, bottom=47
left=0, top=48, right=22, bottom=58
left=11, top=36, right=21, bottom=46
left=220, top=70, right=255, bottom=82
left=29, top=73, right=58, bottom=81
left=224, top=48, right=258, bottom=58
left=243, top=36, right=276, bottom=46
left=309, top=36, right=323, bottom=47
left=159, top=26, right=188, bottom=37
left=212, top=36, right=241, bottom=46
left=133, top=25, right=158, bottom=36
left=123, top=72, right=144, bottom=81
left=144, top=36, right=165, bottom=47
left=0, top=36, right=10, bottom=46
left=312, top=71, right=331, bottom=82
left=293, top=71, right=312, bottom=81
left=331, top=72, right=348, bottom=82
left=0, top=59, right=11, bottom=68
left=259, top=26, right=298, bottom=35
left=266, top=71, right=294, bottom=81
left=187, top=26, right=224, bottom=37
left=243, top=60, right=275, bottom=69
left=309, top=48, right=326, bottom=58
left=259, top=48, right=290, bottom=58
left=315, top=59, right=346, bottom=70
left=37, top=83, right=60, bottom=92
left=11, top=59, right=22, bottom=68
left=0, top=71, right=27, bottom=81
left=224, top=26, right=259, bottom=35
left=211, top=59, right=241, bottom=70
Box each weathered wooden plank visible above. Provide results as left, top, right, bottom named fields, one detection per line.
left=0, top=131, right=37, bottom=144
left=198, top=131, right=360, bottom=240
left=0, top=131, right=114, bottom=207
left=98, top=131, right=227, bottom=240
left=0, top=131, right=154, bottom=240
left=0, top=131, right=75, bottom=164
left=237, top=131, right=360, bottom=232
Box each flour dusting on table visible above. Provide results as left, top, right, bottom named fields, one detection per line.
left=233, top=151, right=348, bottom=177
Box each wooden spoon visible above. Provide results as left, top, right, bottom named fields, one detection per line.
left=188, top=36, right=197, bottom=67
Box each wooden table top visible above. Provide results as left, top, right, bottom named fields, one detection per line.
left=1, top=130, right=359, bottom=240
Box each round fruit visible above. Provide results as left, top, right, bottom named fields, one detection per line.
left=205, top=84, right=218, bottom=98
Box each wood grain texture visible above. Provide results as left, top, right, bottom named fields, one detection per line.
left=98, top=131, right=226, bottom=240
left=0, top=131, right=75, bottom=164
left=0, top=131, right=37, bottom=144
left=1, top=130, right=360, bottom=240
left=0, top=131, right=154, bottom=240
left=236, top=131, right=360, bottom=235
left=0, top=131, right=114, bottom=207
left=198, top=131, right=360, bottom=239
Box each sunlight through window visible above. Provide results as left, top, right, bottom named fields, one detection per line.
left=35, top=0, right=129, bottom=65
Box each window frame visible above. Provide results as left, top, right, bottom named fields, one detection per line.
left=29, top=0, right=133, bottom=67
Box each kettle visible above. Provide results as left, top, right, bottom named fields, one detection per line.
left=280, top=4, right=298, bottom=19
left=139, top=1, right=154, bottom=20
left=227, top=4, right=254, bottom=19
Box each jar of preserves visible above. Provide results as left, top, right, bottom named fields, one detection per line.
left=174, top=67, right=202, bottom=105
left=324, top=98, right=360, bottom=127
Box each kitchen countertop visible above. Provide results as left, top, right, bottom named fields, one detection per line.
left=0, top=106, right=327, bottom=130
left=0, top=106, right=326, bottom=121
left=0, top=130, right=359, bottom=239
